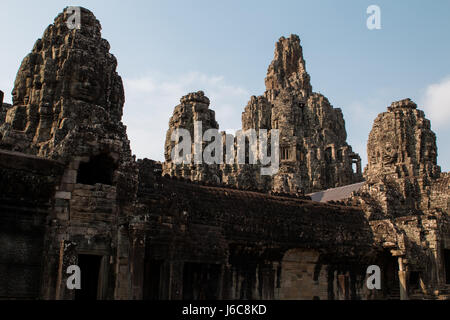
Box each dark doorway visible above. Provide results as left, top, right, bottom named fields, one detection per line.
left=75, top=254, right=102, bottom=300
left=183, top=263, right=221, bottom=300
left=444, top=249, right=450, bottom=284
left=379, top=251, right=399, bottom=299
left=77, top=154, right=117, bottom=185
left=409, top=271, right=420, bottom=292
left=143, top=259, right=162, bottom=300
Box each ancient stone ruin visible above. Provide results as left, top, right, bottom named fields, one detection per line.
left=163, top=35, right=363, bottom=194
left=0, top=7, right=448, bottom=300
left=346, top=99, right=450, bottom=298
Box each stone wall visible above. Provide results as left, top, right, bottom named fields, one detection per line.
left=0, top=150, right=64, bottom=299
left=135, top=159, right=376, bottom=300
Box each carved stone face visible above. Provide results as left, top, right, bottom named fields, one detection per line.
left=424, top=141, right=436, bottom=162
left=369, top=149, right=378, bottom=166
left=381, top=141, right=398, bottom=165
left=68, top=67, right=102, bottom=103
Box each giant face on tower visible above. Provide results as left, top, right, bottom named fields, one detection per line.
left=0, top=7, right=127, bottom=159
left=365, top=99, right=441, bottom=180
left=68, top=66, right=103, bottom=104
left=381, top=141, right=398, bottom=165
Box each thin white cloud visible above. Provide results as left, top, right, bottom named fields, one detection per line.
left=423, top=77, right=450, bottom=128
left=122, top=71, right=249, bottom=161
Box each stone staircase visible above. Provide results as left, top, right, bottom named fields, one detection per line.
left=435, top=285, right=450, bottom=300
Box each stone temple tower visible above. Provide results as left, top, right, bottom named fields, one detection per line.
left=355, top=98, right=442, bottom=219
left=242, top=35, right=363, bottom=193
left=365, top=98, right=440, bottom=182
left=0, top=7, right=138, bottom=299
left=0, top=7, right=130, bottom=164
left=162, top=91, right=222, bottom=184
left=163, top=35, right=363, bottom=194
left=348, top=99, right=448, bottom=297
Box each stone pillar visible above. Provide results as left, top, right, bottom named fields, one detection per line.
left=56, top=240, right=77, bottom=300
left=129, top=226, right=146, bottom=300
left=0, top=90, right=3, bottom=105
left=217, top=264, right=225, bottom=299
left=419, top=275, right=428, bottom=295
left=170, top=261, right=184, bottom=300
left=342, top=147, right=349, bottom=161
left=252, top=265, right=260, bottom=299
left=398, top=257, right=409, bottom=300
left=337, top=273, right=350, bottom=300
left=159, top=260, right=172, bottom=299
left=433, top=243, right=445, bottom=289
left=114, top=225, right=132, bottom=300
left=356, top=158, right=362, bottom=175
left=221, top=265, right=233, bottom=299
left=317, top=148, right=322, bottom=161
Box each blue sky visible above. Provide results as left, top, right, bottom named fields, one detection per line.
left=1, top=0, right=449, bottom=171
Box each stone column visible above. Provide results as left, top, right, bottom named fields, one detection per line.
left=217, top=264, right=225, bottom=299
left=221, top=265, right=233, bottom=299
left=170, top=260, right=184, bottom=300
left=57, top=240, right=77, bottom=300
left=159, top=260, right=172, bottom=299
left=398, top=257, right=409, bottom=300
left=129, top=226, right=146, bottom=300
left=356, top=158, right=362, bottom=175
left=0, top=90, right=3, bottom=105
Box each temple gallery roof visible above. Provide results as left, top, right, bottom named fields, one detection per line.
left=308, top=182, right=366, bottom=202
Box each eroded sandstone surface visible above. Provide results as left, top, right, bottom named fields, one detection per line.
left=0, top=7, right=448, bottom=300
left=163, top=35, right=363, bottom=194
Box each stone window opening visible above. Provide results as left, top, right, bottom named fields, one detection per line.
left=337, top=149, right=343, bottom=162
left=175, top=135, right=185, bottom=159
left=281, top=147, right=290, bottom=161
left=351, top=156, right=362, bottom=176
left=76, top=153, right=117, bottom=185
